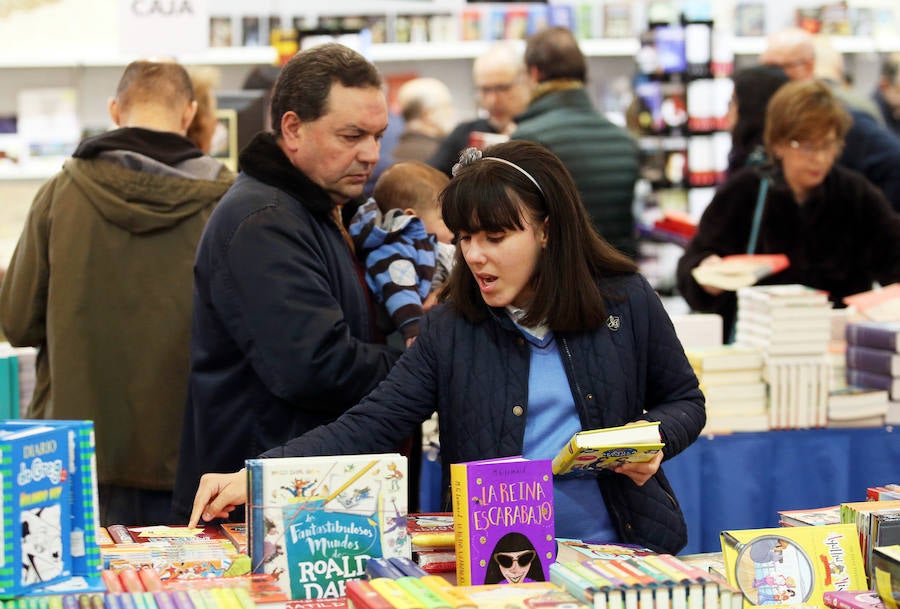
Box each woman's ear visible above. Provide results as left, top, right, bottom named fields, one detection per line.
left=541, top=217, right=549, bottom=247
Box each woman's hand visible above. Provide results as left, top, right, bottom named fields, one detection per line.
left=614, top=450, right=663, bottom=486
left=697, top=254, right=725, bottom=296
left=187, top=469, right=248, bottom=528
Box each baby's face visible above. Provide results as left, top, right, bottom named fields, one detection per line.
left=419, top=206, right=454, bottom=244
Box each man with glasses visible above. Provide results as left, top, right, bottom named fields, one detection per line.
left=761, top=27, right=900, bottom=212
left=429, top=41, right=530, bottom=175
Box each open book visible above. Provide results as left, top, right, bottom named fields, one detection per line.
left=551, top=421, right=664, bottom=477
left=691, top=254, right=790, bottom=291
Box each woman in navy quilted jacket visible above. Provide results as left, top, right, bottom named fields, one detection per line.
left=187, top=141, right=706, bottom=554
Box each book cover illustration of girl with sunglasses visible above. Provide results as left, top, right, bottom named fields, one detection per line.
left=485, top=532, right=545, bottom=584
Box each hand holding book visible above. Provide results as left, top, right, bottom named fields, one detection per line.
left=692, top=253, right=790, bottom=293
left=551, top=421, right=664, bottom=481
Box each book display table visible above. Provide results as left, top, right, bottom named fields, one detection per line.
left=664, top=426, right=900, bottom=554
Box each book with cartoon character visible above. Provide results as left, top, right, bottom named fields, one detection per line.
left=0, top=423, right=73, bottom=597
left=450, top=456, right=555, bottom=587
left=720, top=523, right=867, bottom=608
left=246, top=453, right=409, bottom=600
left=551, top=421, right=664, bottom=477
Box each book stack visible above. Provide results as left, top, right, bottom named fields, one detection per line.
left=840, top=500, right=900, bottom=584
left=550, top=546, right=742, bottom=609
left=777, top=505, right=841, bottom=527
left=826, top=386, right=891, bottom=429
left=406, top=513, right=455, bottom=574
left=735, top=284, right=834, bottom=429
left=826, top=308, right=852, bottom=392
left=684, top=345, right=768, bottom=432
left=868, top=485, right=900, bottom=501
left=845, top=321, right=900, bottom=425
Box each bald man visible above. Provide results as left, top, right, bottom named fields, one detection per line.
left=0, top=60, right=235, bottom=526
left=392, top=77, right=456, bottom=163
left=762, top=28, right=900, bottom=211
left=429, top=41, right=531, bottom=175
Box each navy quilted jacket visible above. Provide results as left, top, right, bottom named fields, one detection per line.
left=263, top=272, right=706, bottom=554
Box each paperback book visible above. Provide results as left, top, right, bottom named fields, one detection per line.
left=246, top=453, right=410, bottom=600
left=551, top=421, right=664, bottom=477
left=691, top=254, right=790, bottom=291
left=450, top=456, right=555, bottom=586
left=456, top=581, right=590, bottom=608
left=720, top=523, right=867, bottom=608
left=823, top=590, right=887, bottom=609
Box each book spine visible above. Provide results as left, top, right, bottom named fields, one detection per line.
left=345, top=579, right=394, bottom=609
left=388, top=556, right=430, bottom=578
left=846, top=345, right=900, bottom=377
left=368, top=578, right=424, bottom=609
left=846, top=324, right=900, bottom=353
left=366, top=557, right=407, bottom=580
left=549, top=562, right=604, bottom=608
left=846, top=368, right=899, bottom=399
left=107, top=524, right=136, bottom=544
left=417, top=576, right=476, bottom=609
left=551, top=438, right=578, bottom=474
left=394, top=577, right=452, bottom=609
left=245, top=460, right=264, bottom=575
left=449, top=463, right=471, bottom=586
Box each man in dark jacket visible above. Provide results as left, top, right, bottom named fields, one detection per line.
left=512, top=26, right=640, bottom=257
left=0, top=60, right=235, bottom=526
left=171, top=44, right=401, bottom=521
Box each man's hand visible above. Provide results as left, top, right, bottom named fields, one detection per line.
left=614, top=450, right=664, bottom=487
left=187, top=469, right=248, bottom=528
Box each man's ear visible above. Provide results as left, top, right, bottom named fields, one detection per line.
left=181, top=100, right=198, bottom=134
left=108, top=97, right=121, bottom=126
left=280, top=111, right=302, bottom=150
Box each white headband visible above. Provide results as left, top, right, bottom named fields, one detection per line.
left=452, top=147, right=544, bottom=195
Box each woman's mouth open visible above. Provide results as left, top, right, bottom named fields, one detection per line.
left=477, top=274, right=497, bottom=291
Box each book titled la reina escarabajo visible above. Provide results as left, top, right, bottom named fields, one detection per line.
left=551, top=421, right=664, bottom=477
left=246, top=453, right=410, bottom=601
left=450, top=456, right=555, bottom=586
left=720, top=523, right=867, bottom=609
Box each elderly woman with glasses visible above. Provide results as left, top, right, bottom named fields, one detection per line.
left=677, top=79, right=900, bottom=341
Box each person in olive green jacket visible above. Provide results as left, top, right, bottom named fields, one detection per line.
left=513, top=26, right=640, bottom=257
left=0, top=60, right=234, bottom=526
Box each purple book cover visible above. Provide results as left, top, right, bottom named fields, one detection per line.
left=450, top=456, right=555, bottom=586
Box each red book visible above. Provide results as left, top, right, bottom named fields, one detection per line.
left=407, top=513, right=455, bottom=550
left=345, top=579, right=394, bottom=609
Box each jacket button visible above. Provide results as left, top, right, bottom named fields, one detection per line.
left=586, top=393, right=593, bottom=400
left=512, top=405, right=524, bottom=416
left=517, top=337, right=525, bottom=347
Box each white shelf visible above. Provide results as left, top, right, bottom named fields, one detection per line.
left=730, top=35, right=900, bottom=56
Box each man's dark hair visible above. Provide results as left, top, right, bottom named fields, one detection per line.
left=116, top=60, right=195, bottom=111
left=269, top=43, right=383, bottom=135
left=524, top=26, right=587, bottom=84
left=882, top=54, right=900, bottom=85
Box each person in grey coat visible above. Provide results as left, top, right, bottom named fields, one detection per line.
left=186, top=141, right=706, bottom=555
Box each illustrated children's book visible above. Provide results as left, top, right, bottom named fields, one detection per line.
left=551, top=421, right=664, bottom=477
left=450, top=456, right=555, bottom=586
left=1, top=419, right=101, bottom=579
left=720, top=523, right=867, bottom=608
left=246, top=453, right=409, bottom=600
left=0, top=424, right=73, bottom=597
left=823, top=590, right=887, bottom=609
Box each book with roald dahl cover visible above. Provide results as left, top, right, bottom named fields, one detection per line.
left=246, top=453, right=409, bottom=600
left=720, top=523, right=867, bottom=608
left=450, top=456, right=555, bottom=586
left=551, top=421, right=664, bottom=477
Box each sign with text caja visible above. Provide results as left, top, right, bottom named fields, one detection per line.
left=119, top=0, right=209, bottom=56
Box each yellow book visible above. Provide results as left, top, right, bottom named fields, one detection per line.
left=418, top=575, right=477, bottom=609
left=368, top=577, right=424, bottom=609
left=720, top=523, right=867, bottom=609
left=551, top=421, right=664, bottom=477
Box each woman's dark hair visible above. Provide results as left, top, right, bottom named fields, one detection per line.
left=269, top=43, right=383, bottom=135
left=482, top=532, right=544, bottom=585
left=439, top=140, right=637, bottom=331
left=728, top=65, right=789, bottom=173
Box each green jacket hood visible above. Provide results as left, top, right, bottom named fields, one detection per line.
left=63, top=156, right=234, bottom=234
